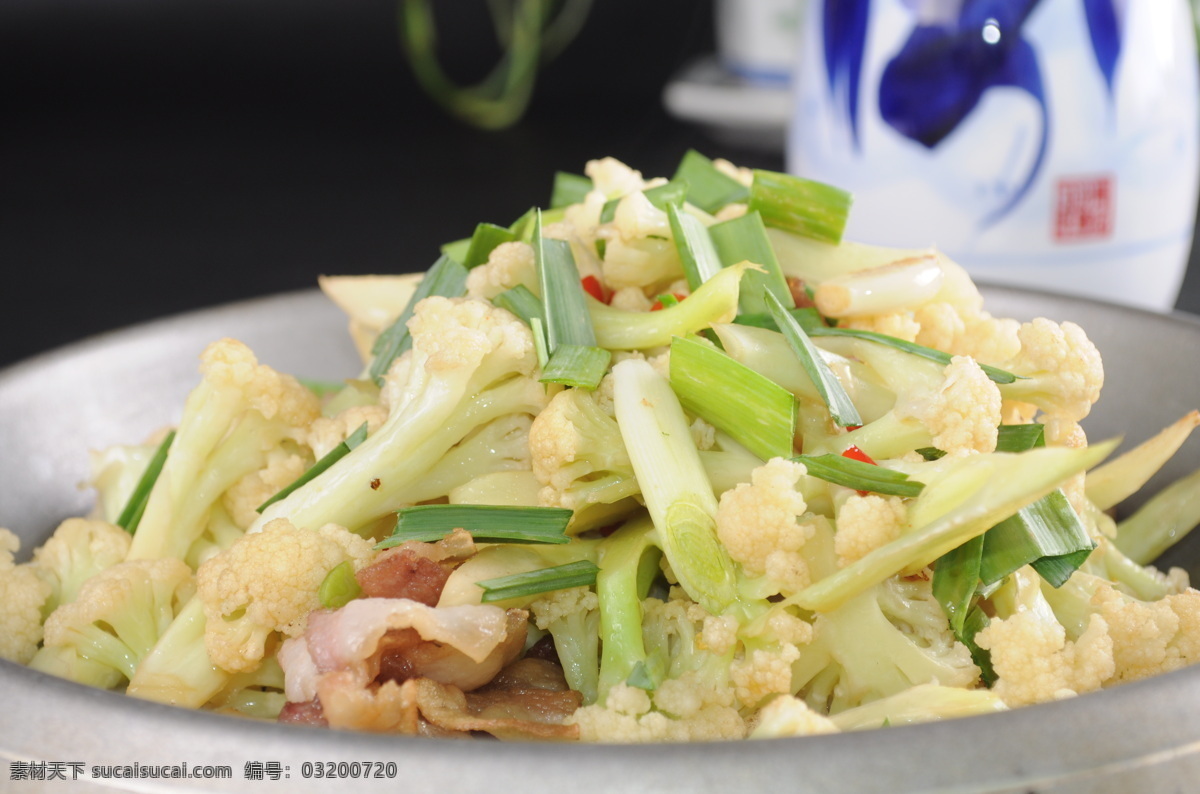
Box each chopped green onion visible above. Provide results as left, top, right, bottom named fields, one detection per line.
left=477, top=560, right=600, bottom=603
left=626, top=661, right=657, bottom=691
left=541, top=344, right=612, bottom=390
left=961, top=605, right=996, bottom=685
left=368, top=255, right=469, bottom=385
left=932, top=534, right=983, bottom=636
left=599, top=179, right=689, bottom=224
left=463, top=222, right=517, bottom=268
left=794, top=453, right=924, bottom=497
left=116, top=430, right=176, bottom=534
left=509, top=207, right=537, bottom=241
left=709, top=211, right=795, bottom=316
left=653, top=293, right=681, bottom=309
left=672, top=149, right=749, bottom=213
left=298, top=378, right=347, bottom=398
left=440, top=237, right=471, bottom=263
left=996, top=424, right=1046, bottom=452
left=534, top=210, right=598, bottom=350
left=916, top=447, right=947, bottom=461
left=773, top=311, right=1021, bottom=386
left=748, top=169, right=852, bottom=244
left=613, top=358, right=742, bottom=616
left=257, top=422, right=369, bottom=513
left=550, top=171, right=592, bottom=209
left=766, top=291, right=861, bottom=427
left=978, top=490, right=1094, bottom=587
left=379, top=504, right=573, bottom=547
left=318, top=560, right=362, bottom=609
left=493, top=284, right=544, bottom=327
left=530, top=316, right=550, bottom=371
left=668, top=203, right=723, bottom=291
left=669, top=335, right=796, bottom=461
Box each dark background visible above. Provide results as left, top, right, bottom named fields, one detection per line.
left=3, top=0, right=1200, bottom=370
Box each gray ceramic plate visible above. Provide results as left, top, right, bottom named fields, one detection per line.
left=2, top=286, right=1200, bottom=794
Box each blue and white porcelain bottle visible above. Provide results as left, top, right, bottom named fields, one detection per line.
left=788, top=0, right=1199, bottom=311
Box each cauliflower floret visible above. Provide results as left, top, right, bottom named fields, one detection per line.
left=32, top=518, right=131, bottom=613
left=197, top=518, right=375, bottom=672
left=609, top=286, right=653, bottom=313
left=1092, top=583, right=1200, bottom=684
left=41, top=557, right=195, bottom=682
left=529, top=388, right=639, bottom=533
left=570, top=681, right=747, bottom=742
left=529, top=586, right=598, bottom=630
left=750, top=695, right=840, bottom=738
left=902, top=355, right=1002, bottom=456
left=221, top=450, right=309, bottom=529
left=844, top=312, right=922, bottom=342
left=914, top=303, right=1022, bottom=364
left=0, top=529, right=53, bottom=664
left=585, top=157, right=646, bottom=198
left=730, top=643, right=802, bottom=708
left=464, top=241, right=537, bottom=300
left=975, top=609, right=1113, bottom=707
left=716, top=458, right=815, bottom=595
left=834, top=493, right=908, bottom=567
left=600, top=237, right=685, bottom=292
left=999, top=318, right=1104, bottom=422
left=128, top=337, right=321, bottom=562
left=612, top=190, right=671, bottom=241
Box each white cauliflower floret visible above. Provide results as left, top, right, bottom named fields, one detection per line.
left=0, top=528, right=53, bottom=663
left=750, top=695, right=840, bottom=738
left=730, top=643, right=802, bottom=708
left=570, top=681, right=746, bottom=742
left=834, top=493, right=908, bottom=567
left=41, top=557, right=195, bottom=682
left=716, top=458, right=815, bottom=595
left=197, top=518, right=375, bottom=672
left=221, top=450, right=309, bottom=529
left=32, top=517, right=131, bottom=613
left=975, top=608, right=1113, bottom=707
left=999, top=318, right=1104, bottom=422
left=529, top=387, right=639, bottom=533
left=465, top=241, right=537, bottom=300
left=609, top=286, right=653, bottom=313
left=901, top=355, right=1001, bottom=456
left=844, top=312, right=921, bottom=342
left=601, top=237, right=685, bottom=292
left=128, top=337, right=321, bottom=561
left=612, top=190, right=671, bottom=241
left=529, top=586, right=598, bottom=631
left=914, top=303, right=1022, bottom=364
left=585, top=157, right=646, bottom=198
left=1092, top=582, right=1200, bottom=684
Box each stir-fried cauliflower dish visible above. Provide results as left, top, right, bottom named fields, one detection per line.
left=7, top=152, right=1200, bottom=742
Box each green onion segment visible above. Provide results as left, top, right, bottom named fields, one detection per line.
left=116, top=430, right=177, bottom=534
left=668, top=203, right=723, bottom=291
left=709, top=211, right=794, bottom=316
left=478, top=560, right=600, bottom=603
left=493, top=284, right=544, bottom=327
left=318, top=560, right=362, bottom=609
left=379, top=504, right=573, bottom=547
left=463, top=222, right=517, bottom=268
left=748, top=169, right=852, bottom=244
left=533, top=210, right=607, bottom=389
left=257, top=422, right=369, bottom=514
left=551, top=172, right=592, bottom=209
left=766, top=292, right=861, bottom=427
left=794, top=453, right=924, bottom=498
left=672, top=149, right=749, bottom=213
left=669, top=335, right=797, bottom=461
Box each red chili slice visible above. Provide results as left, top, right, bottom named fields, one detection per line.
left=581, top=275, right=608, bottom=303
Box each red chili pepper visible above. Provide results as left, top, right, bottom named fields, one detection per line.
left=841, top=445, right=876, bottom=495
left=581, top=275, right=608, bottom=303
left=841, top=445, right=876, bottom=465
